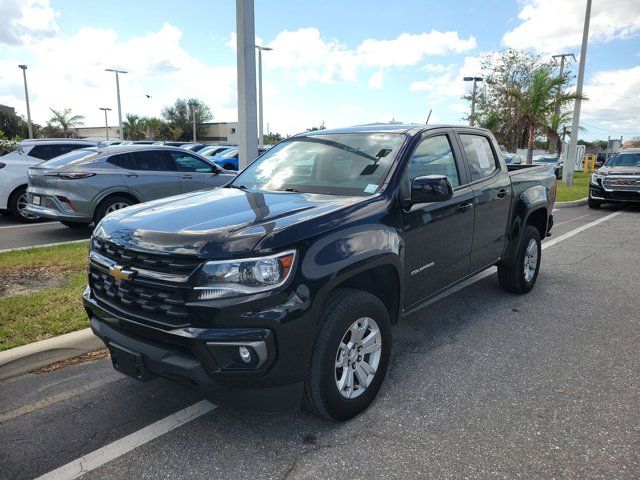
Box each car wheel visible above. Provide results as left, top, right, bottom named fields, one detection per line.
left=497, top=225, right=541, bottom=294
left=60, top=221, right=90, bottom=229
left=587, top=195, right=601, bottom=209
left=223, top=163, right=236, bottom=171
left=8, top=186, right=39, bottom=223
left=94, top=196, right=135, bottom=224
left=303, top=288, right=391, bottom=421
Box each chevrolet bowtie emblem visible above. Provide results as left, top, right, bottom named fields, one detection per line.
left=109, top=265, right=133, bottom=284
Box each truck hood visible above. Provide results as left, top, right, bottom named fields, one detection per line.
left=598, top=166, right=640, bottom=175
left=95, top=187, right=364, bottom=258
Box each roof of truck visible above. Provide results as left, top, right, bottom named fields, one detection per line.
left=295, top=123, right=489, bottom=136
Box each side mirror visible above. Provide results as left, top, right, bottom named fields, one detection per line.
left=410, top=175, right=453, bottom=204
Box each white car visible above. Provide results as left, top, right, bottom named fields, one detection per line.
left=0, top=139, right=96, bottom=222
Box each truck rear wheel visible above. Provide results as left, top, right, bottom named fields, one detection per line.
left=498, top=225, right=541, bottom=294
left=303, top=289, right=391, bottom=421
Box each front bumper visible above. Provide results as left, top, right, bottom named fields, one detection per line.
left=589, top=184, right=640, bottom=204
left=84, top=288, right=306, bottom=412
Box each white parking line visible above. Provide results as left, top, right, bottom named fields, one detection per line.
left=35, top=400, right=216, bottom=480
left=0, top=239, right=89, bottom=254
left=33, top=209, right=625, bottom=479
left=0, top=221, right=56, bottom=229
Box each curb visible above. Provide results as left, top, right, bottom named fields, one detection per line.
left=0, top=239, right=89, bottom=254
left=0, top=328, right=104, bottom=381
left=555, top=197, right=588, bottom=208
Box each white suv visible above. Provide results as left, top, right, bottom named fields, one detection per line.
left=0, top=139, right=96, bottom=222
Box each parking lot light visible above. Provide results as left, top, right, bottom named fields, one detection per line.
left=18, top=65, right=33, bottom=139
left=256, top=46, right=273, bottom=148
left=105, top=68, right=128, bottom=140
left=99, top=107, right=112, bottom=141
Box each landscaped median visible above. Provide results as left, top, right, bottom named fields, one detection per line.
left=556, top=171, right=590, bottom=203
left=0, top=242, right=91, bottom=352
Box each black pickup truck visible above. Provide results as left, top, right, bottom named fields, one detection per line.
left=84, top=124, right=556, bottom=420
left=588, top=147, right=640, bottom=208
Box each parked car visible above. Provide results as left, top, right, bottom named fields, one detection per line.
left=131, top=140, right=163, bottom=145
left=0, top=139, right=97, bottom=222
left=26, top=146, right=235, bottom=228
left=164, top=142, right=198, bottom=148
left=181, top=144, right=208, bottom=152
left=532, top=154, right=563, bottom=179
left=209, top=147, right=269, bottom=171
left=588, top=147, right=640, bottom=208
left=503, top=153, right=522, bottom=165
left=198, top=145, right=233, bottom=157
left=84, top=124, right=556, bottom=420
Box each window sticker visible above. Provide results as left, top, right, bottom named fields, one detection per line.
left=472, top=138, right=491, bottom=169
left=364, top=184, right=378, bottom=193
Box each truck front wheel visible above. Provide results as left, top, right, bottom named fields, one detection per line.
left=498, top=225, right=541, bottom=294
left=304, top=289, right=392, bottom=421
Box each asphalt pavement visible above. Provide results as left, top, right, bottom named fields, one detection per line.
left=0, top=215, right=91, bottom=251
left=1, top=204, right=639, bottom=479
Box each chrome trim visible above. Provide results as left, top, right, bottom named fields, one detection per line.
left=601, top=175, right=640, bottom=192
left=205, top=340, right=268, bottom=369
left=89, top=250, right=190, bottom=284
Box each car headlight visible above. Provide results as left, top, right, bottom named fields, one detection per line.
left=194, top=250, right=296, bottom=300
left=591, top=173, right=604, bottom=186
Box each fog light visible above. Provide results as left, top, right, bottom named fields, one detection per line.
left=238, top=346, right=252, bottom=363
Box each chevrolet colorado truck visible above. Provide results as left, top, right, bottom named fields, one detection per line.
left=84, top=124, right=556, bottom=421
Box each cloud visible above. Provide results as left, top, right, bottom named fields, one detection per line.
left=0, top=0, right=59, bottom=46
left=582, top=66, right=640, bottom=135
left=503, top=0, right=640, bottom=52
left=0, top=22, right=238, bottom=127
left=368, top=70, right=384, bottom=89
left=410, top=56, right=482, bottom=98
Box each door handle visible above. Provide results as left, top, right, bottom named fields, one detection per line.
left=497, top=188, right=508, bottom=198
left=456, top=202, right=473, bottom=213
left=181, top=175, right=193, bottom=180
left=125, top=173, right=139, bottom=177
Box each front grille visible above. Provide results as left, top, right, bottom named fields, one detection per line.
left=92, top=237, right=199, bottom=276
left=90, top=267, right=190, bottom=327
left=602, top=176, right=640, bottom=192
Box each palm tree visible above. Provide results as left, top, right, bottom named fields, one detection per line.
left=122, top=114, right=145, bottom=140
left=48, top=108, right=85, bottom=138
left=503, top=68, right=583, bottom=164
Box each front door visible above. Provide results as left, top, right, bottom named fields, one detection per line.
left=124, top=150, right=181, bottom=201
left=401, top=132, right=474, bottom=307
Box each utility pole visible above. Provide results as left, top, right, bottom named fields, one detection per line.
left=256, top=45, right=273, bottom=148
left=236, top=0, right=258, bottom=169
left=426, top=109, right=432, bottom=125
left=551, top=53, right=576, bottom=153
left=464, top=76, right=483, bottom=126
left=99, top=107, right=111, bottom=140
left=564, top=0, right=591, bottom=186
left=105, top=68, right=127, bottom=140
left=189, top=102, right=197, bottom=142
left=18, top=65, right=33, bottom=139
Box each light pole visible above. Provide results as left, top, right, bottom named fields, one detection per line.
left=105, top=68, right=128, bottom=140
left=236, top=0, right=258, bottom=169
left=189, top=102, right=197, bottom=142
left=256, top=45, right=273, bottom=147
left=18, top=65, right=33, bottom=139
left=99, top=107, right=111, bottom=140
left=463, top=76, right=483, bottom=126
left=564, top=0, right=591, bottom=186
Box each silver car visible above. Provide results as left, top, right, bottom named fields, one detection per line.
left=26, top=146, right=236, bottom=228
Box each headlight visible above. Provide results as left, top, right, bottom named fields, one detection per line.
left=194, top=250, right=296, bottom=300
left=591, top=173, right=604, bottom=186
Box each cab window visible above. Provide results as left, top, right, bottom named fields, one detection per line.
left=459, top=134, right=498, bottom=182
left=405, top=135, right=460, bottom=187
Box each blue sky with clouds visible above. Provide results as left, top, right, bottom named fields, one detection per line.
left=1, top=0, right=639, bottom=139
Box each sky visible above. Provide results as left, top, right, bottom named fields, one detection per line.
left=0, top=0, right=639, bottom=141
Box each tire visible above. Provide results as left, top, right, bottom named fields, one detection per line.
left=60, top=220, right=90, bottom=229
left=94, top=195, right=135, bottom=224
left=8, top=186, right=39, bottom=223
left=498, top=225, right=541, bottom=294
left=223, top=163, right=236, bottom=171
left=303, top=288, right=392, bottom=421
left=587, top=195, right=602, bottom=209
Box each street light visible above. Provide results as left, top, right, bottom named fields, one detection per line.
left=18, top=65, right=33, bottom=139
left=105, top=68, right=128, bottom=140
left=99, top=107, right=111, bottom=141
left=463, top=76, right=483, bottom=127
left=255, top=45, right=273, bottom=148
left=188, top=101, right=197, bottom=142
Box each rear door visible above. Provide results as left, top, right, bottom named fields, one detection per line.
left=400, top=130, right=475, bottom=307
left=455, top=131, right=512, bottom=271
left=169, top=151, right=230, bottom=192
left=121, top=150, right=181, bottom=201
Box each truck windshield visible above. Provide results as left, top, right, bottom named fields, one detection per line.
left=605, top=153, right=640, bottom=167
left=231, top=133, right=406, bottom=196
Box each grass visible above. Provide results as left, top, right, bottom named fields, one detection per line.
left=0, top=242, right=90, bottom=351
left=556, top=171, right=591, bottom=202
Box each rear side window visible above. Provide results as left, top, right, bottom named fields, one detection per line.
left=130, top=150, right=175, bottom=171
left=29, top=144, right=84, bottom=161
left=459, top=134, right=498, bottom=182
left=108, top=153, right=136, bottom=170
left=406, top=135, right=460, bottom=187
left=38, top=148, right=99, bottom=169
left=171, top=152, right=214, bottom=173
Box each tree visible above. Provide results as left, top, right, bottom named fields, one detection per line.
left=306, top=122, right=326, bottom=132
left=263, top=132, right=284, bottom=145
left=140, top=117, right=165, bottom=140
left=502, top=67, right=583, bottom=164
left=48, top=108, right=85, bottom=138
left=161, top=98, right=212, bottom=141
left=0, top=130, right=20, bottom=155
left=122, top=114, right=146, bottom=140
left=0, top=111, right=42, bottom=139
